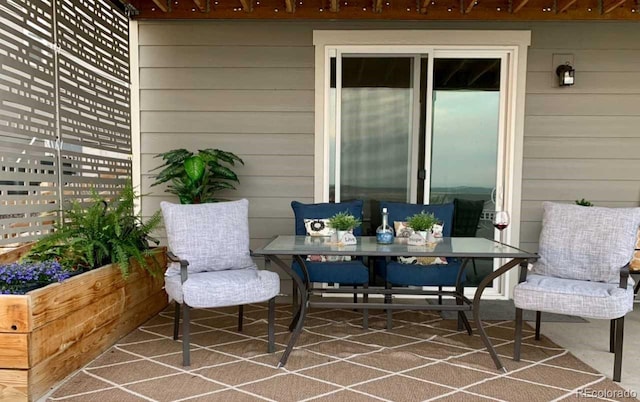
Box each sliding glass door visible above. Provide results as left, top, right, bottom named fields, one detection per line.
left=328, top=49, right=510, bottom=287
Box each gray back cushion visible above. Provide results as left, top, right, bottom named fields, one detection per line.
left=534, top=202, right=640, bottom=283
left=161, top=199, right=255, bottom=273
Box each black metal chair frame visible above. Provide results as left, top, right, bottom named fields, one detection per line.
left=513, top=263, right=630, bottom=382
left=167, top=252, right=276, bottom=366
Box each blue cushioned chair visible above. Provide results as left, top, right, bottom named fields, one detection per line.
left=376, top=201, right=471, bottom=330
left=291, top=200, right=370, bottom=327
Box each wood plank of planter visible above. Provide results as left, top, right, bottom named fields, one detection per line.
left=29, top=266, right=164, bottom=366
left=28, top=291, right=168, bottom=399
left=0, top=248, right=167, bottom=401
left=0, top=296, right=30, bottom=333
left=0, top=334, right=28, bottom=368
left=26, top=250, right=165, bottom=331
left=0, top=369, right=28, bottom=400
left=0, top=244, right=34, bottom=265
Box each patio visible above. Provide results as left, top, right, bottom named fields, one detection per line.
left=42, top=301, right=639, bottom=401
left=2, top=1, right=640, bottom=401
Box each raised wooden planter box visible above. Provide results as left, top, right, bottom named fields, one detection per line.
left=0, top=245, right=168, bottom=401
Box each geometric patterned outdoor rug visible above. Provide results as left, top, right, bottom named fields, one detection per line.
left=47, top=303, right=637, bottom=402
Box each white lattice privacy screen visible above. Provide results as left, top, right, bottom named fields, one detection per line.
left=0, top=0, right=131, bottom=245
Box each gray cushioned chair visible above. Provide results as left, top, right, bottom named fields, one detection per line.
left=161, top=199, right=280, bottom=366
left=513, top=202, right=640, bottom=382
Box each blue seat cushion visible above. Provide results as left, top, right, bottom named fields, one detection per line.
left=380, top=260, right=465, bottom=287
left=292, top=260, right=369, bottom=285
left=376, top=202, right=460, bottom=286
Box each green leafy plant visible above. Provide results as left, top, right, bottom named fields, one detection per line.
left=575, top=198, right=594, bottom=207
left=24, top=184, right=162, bottom=277
left=406, top=211, right=437, bottom=232
left=150, top=148, right=244, bottom=204
left=328, top=211, right=362, bottom=231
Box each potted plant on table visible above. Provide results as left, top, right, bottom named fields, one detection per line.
left=406, top=211, right=438, bottom=241
left=328, top=211, right=361, bottom=242
left=150, top=148, right=244, bottom=204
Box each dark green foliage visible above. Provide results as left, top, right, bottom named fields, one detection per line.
left=406, top=211, right=437, bottom=231
left=25, top=184, right=162, bottom=278
left=575, top=199, right=594, bottom=207
left=328, top=211, right=362, bottom=231
left=150, top=148, right=244, bottom=204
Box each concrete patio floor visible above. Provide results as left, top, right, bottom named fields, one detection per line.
left=542, top=301, right=640, bottom=396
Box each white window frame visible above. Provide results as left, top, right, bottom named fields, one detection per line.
left=313, top=30, right=531, bottom=299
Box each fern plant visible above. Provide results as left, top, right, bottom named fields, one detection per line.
left=150, top=148, right=244, bottom=204
left=25, top=184, right=162, bottom=277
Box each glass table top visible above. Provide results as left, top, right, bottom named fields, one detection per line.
left=254, top=236, right=536, bottom=259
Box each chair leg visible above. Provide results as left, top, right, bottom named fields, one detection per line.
left=385, top=281, right=393, bottom=330
left=173, top=302, right=180, bottom=340
left=613, top=316, right=624, bottom=382
left=182, top=304, right=191, bottom=366
left=610, top=319, right=616, bottom=353
left=238, top=305, right=244, bottom=332
left=268, top=297, right=275, bottom=353
left=535, top=311, right=541, bottom=340
left=438, top=286, right=442, bottom=305
left=362, top=283, right=369, bottom=330
left=472, top=257, right=478, bottom=276
left=514, top=308, right=523, bottom=361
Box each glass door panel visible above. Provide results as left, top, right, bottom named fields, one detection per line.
left=331, top=56, right=415, bottom=233
left=427, top=57, right=502, bottom=285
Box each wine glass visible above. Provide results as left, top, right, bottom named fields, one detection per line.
left=493, top=211, right=510, bottom=233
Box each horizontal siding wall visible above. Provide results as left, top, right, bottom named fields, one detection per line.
left=137, top=21, right=640, bottom=290
left=521, top=22, right=640, bottom=253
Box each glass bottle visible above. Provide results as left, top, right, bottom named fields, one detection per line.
left=376, top=208, right=394, bottom=244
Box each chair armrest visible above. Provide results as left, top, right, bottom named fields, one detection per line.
left=167, top=251, right=189, bottom=284
left=619, top=264, right=630, bottom=289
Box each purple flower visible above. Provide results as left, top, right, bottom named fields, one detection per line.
left=0, top=260, right=71, bottom=295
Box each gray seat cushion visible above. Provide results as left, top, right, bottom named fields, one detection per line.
left=161, top=199, right=255, bottom=274
left=165, top=267, right=280, bottom=308
left=514, top=274, right=634, bottom=320
left=534, top=202, right=640, bottom=283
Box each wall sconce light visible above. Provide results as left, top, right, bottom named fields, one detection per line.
left=556, top=63, right=575, bottom=86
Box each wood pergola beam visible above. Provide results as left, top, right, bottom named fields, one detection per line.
left=420, top=0, right=433, bottom=13
left=556, top=0, right=577, bottom=13
left=373, top=0, right=383, bottom=13
left=151, top=0, right=169, bottom=12
left=330, top=0, right=339, bottom=12
left=192, top=0, right=207, bottom=11
left=240, top=0, right=254, bottom=11
left=510, top=0, right=529, bottom=13
left=464, top=0, right=477, bottom=13
left=602, top=0, right=626, bottom=14
left=285, top=0, right=295, bottom=12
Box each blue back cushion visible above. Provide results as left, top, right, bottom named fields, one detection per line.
left=379, top=201, right=454, bottom=237
left=291, top=200, right=364, bottom=236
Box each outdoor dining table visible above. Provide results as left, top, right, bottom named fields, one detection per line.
left=253, top=235, right=537, bottom=372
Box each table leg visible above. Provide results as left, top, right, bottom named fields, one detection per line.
left=269, top=255, right=308, bottom=368
left=456, top=259, right=472, bottom=334
left=472, top=258, right=526, bottom=372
